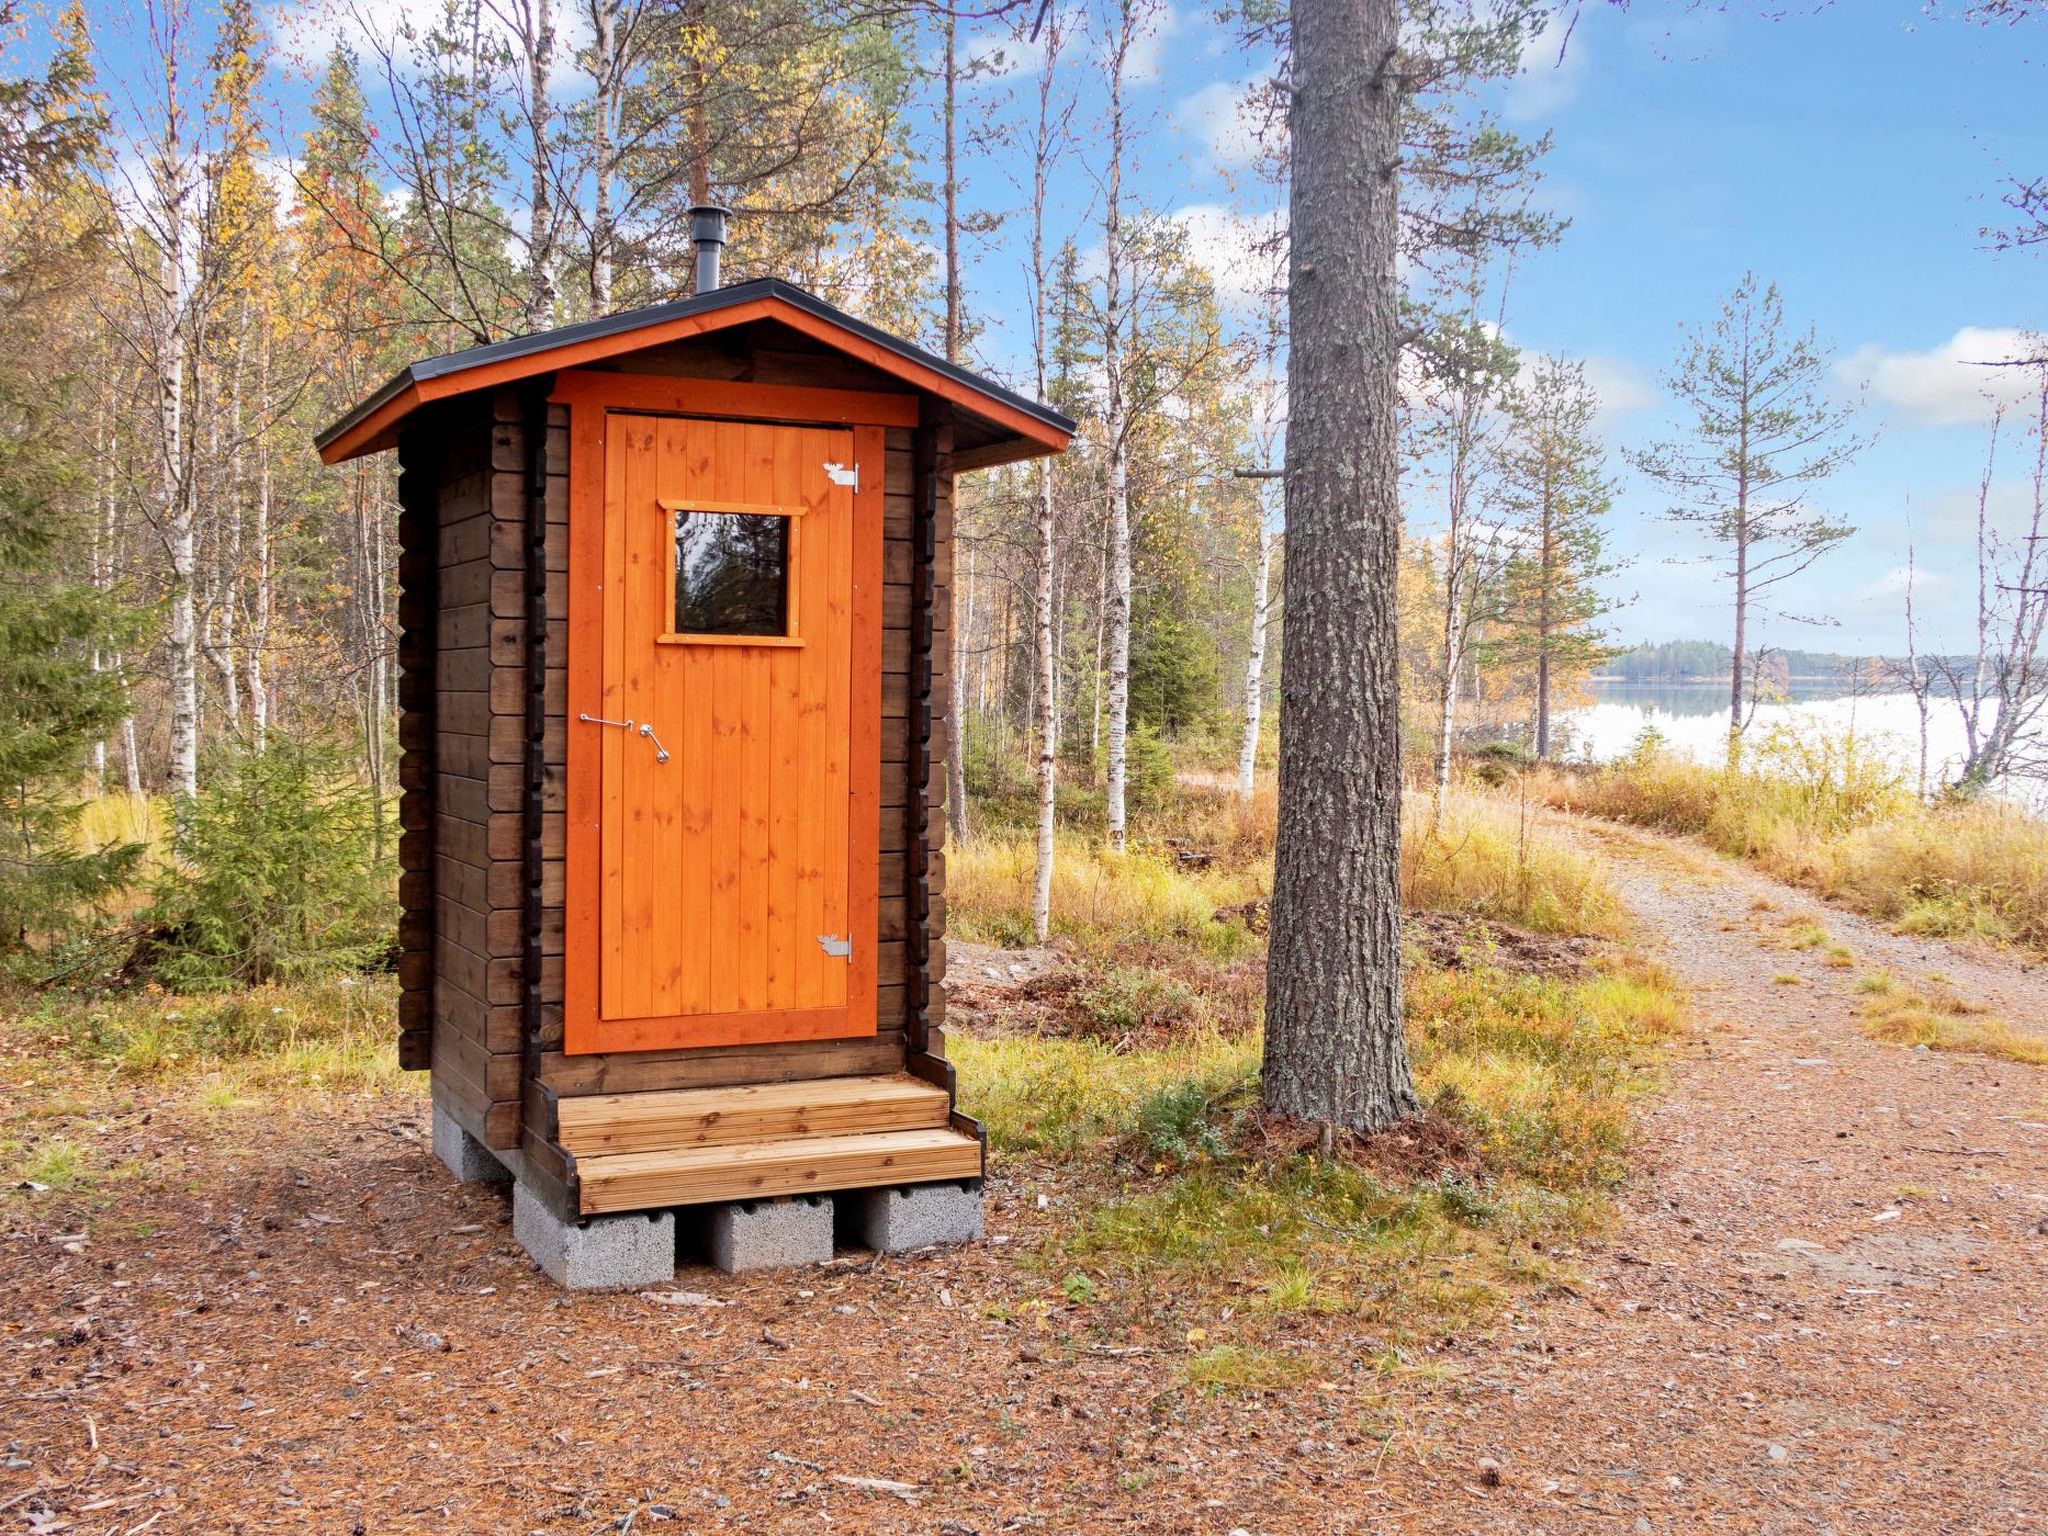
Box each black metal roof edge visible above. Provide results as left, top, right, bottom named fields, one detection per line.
left=314, top=276, right=1076, bottom=454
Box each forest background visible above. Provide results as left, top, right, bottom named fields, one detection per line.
left=0, top=0, right=2043, bottom=976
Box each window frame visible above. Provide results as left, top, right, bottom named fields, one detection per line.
left=655, top=496, right=806, bottom=648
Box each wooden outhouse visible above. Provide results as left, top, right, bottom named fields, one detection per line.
left=317, top=217, right=1072, bottom=1278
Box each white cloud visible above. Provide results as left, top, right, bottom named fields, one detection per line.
left=268, top=0, right=418, bottom=67
left=960, top=28, right=1045, bottom=82
left=1848, top=564, right=1956, bottom=614
left=271, top=0, right=594, bottom=73
left=1924, top=476, right=2043, bottom=541
left=1166, top=203, right=1285, bottom=308
left=1506, top=9, right=1590, bottom=122
left=1840, top=326, right=2044, bottom=428
left=1125, top=3, right=1183, bottom=85
left=1173, top=74, right=1273, bottom=171
left=1581, top=353, right=1656, bottom=426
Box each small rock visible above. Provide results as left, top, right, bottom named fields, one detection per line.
left=1767, top=1443, right=1789, bottom=1462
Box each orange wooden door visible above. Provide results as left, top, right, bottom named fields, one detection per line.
left=572, top=411, right=880, bottom=1054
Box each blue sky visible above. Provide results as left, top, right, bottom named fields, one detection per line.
left=949, top=0, right=2045, bottom=658
left=65, top=0, right=2048, bottom=657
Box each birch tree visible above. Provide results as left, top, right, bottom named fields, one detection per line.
left=1024, top=3, right=1073, bottom=941
left=1934, top=374, right=2048, bottom=792
left=1097, top=0, right=1141, bottom=853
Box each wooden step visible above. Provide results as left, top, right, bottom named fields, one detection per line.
left=557, top=1073, right=950, bottom=1158
left=577, top=1126, right=983, bottom=1215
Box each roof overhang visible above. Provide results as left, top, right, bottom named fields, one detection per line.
left=315, top=279, right=1075, bottom=468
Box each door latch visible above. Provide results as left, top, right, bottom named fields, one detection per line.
left=580, top=713, right=669, bottom=765
left=823, top=461, right=859, bottom=491
left=816, top=934, right=852, bottom=960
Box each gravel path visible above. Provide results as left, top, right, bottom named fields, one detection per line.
left=1404, top=814, right=2048, bottom=1532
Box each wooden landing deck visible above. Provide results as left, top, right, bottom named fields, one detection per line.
left=561, top=1074, right=982, bottom=1216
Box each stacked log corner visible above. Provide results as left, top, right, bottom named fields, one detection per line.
left=394, top=435, right=438, bottom=1073
left=421, top=389, right=530, bottom=1154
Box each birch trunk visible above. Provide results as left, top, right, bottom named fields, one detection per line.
left=246, top=323, right=273, bottom=745
left=160, top=151, right=199, bottom=800
left=1235, top=522, right=1272, bottom=798
left=1100, top=1, right=1132, bottom=855
left=1027, top=16, right=1067, bottom=941
left=1262, top=0, right=1418, bottom=1133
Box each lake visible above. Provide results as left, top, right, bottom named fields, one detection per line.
left=1560, top=679, right=2044, bottom=809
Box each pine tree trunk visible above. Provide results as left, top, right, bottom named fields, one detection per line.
left=1262, top=0, right=1417, bottom=1134
left=1433, top=590, right=1459, bottom=818
left=1236, top=523, right=1272, bottom=798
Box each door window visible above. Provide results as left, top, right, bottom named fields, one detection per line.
left=671, top=507, right=790, bottom=637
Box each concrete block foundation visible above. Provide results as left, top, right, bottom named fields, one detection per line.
left=705, top=1195, right=835, bottom=1273
left=433, top=1100, right=511, bottom=1186
left=513, top=1182, right=676, bottom=1290
left=841, top=1180, right=983, bottom=1253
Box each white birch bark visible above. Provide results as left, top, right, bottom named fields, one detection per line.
left=1235, top=522, right=1273, bottom=798
left=1099, top=0, right=1133, bottom=854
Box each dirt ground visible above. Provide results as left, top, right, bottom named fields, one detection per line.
left=5, top=820, right=2046, bottom=1535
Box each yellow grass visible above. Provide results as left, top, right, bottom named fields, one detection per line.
left=1533, top=729, right=2048, bottom=957
left=1856, top=972, right=2048, bottom=1067
left=951, top=787, right=1627, bottom=947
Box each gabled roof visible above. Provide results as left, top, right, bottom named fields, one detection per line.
left=315, top=277, right=1076, bottom=467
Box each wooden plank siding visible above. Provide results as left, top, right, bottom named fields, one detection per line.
left=422, top=389, right=530, bottom=1153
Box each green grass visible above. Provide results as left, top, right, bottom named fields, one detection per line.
left=15, top=1136, right=91, bottom=1192
left=956, top=950, right=1683, bottom=1331
left=1182, top=1343, right=1313, bottom=1394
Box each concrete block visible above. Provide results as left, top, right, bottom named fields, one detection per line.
left=842, top=1180, right=983, bottom=1253
left=433, top=1100, right=511, bottom=1186
left=705, top=1195, right=835, bottom=1273
left=513, top=1182, right=675, bottom=1290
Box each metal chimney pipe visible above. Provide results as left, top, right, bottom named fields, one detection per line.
left=689, top=203, right=732, bottom=294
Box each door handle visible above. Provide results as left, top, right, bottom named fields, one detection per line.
left=580, top=712, right=668, bottom=765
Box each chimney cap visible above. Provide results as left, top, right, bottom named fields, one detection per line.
left=689, top=203, right=733, bottom=241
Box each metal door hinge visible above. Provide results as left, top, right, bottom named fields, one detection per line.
left=823, top=461, right=859, bottom=491
left=817, top=934, right=852, bottom=960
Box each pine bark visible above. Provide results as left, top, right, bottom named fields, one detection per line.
left=1262, top=0, right=1418, bottom=1133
